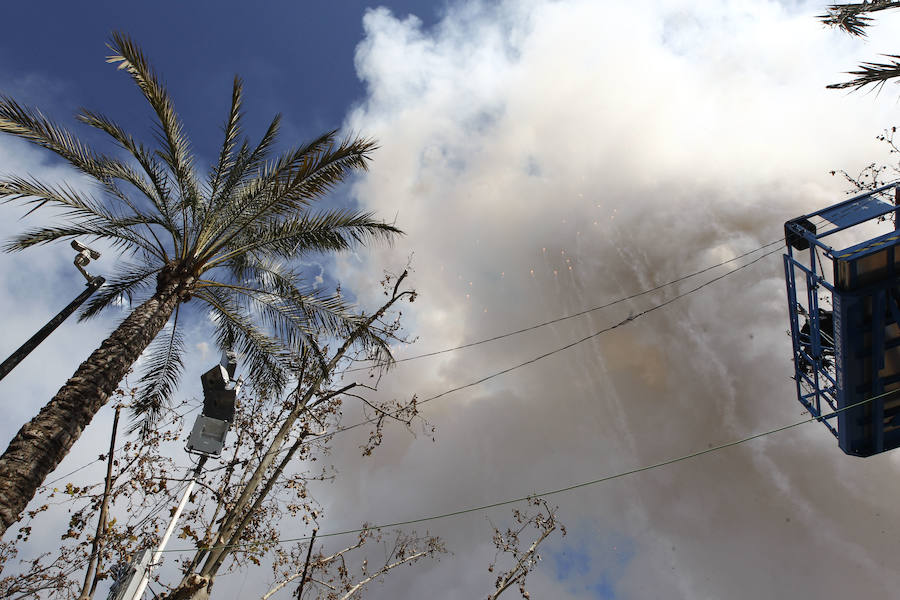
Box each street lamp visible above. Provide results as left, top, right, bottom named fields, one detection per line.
left=114, top=351, right=240, bottom=600
left=0, top=240, right=105, bottom=381
left=187, top=351, right=239, bottom=456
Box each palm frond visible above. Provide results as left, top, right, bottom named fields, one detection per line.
left=820, top=1, right=900, bottom=37
left=215, top=114, right=283, bottom=207
left=198, top=277, right=361, bottom=353
left=195, top=287, right=291, bottom=399
left=222, top=255, right=333, bottom=310
left=193, top=115, right=284, bottom=254
left=252, top=127, right=336, bottom=194
left=0, top=174, right=172, bottom=252
left=76, top=108, right=175, bottom=219
left=219, top=254, right=312, bottom=313
left=245, top=133, right=377, bottom=221
left=75, top=108, right=180, bottom=258
left=276, top=135, right=378, bottom=207
left=0, top=95, right=119, bottom=181
left=208, top=75, right=245, bottom=200
left=207, top=210, right=401, bottom=268
left=204, top=255, right=394, bottom=369
left=130, top=308, right=184, bottom=435
left=193, top=113, right=282, bottom=254
left=3, top=219, right=163, bottom=258
left=0, top=95, right=179, bottom=263
left=106, top=32, right=199, bottom=222
left=92, top=168, right=173, bottom=261
left=0, top=175, right=119, bottom=220
left=79, top=262, right=163, bottom=320
left=195, top=131, right=373, bottom=261
left=828, top=54, right=900, bottom=90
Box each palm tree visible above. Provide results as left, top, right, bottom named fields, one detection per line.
left=0, top=33, right=400, bottom=538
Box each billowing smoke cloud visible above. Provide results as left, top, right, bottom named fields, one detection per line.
left=304, top=1, right=900, bottom=598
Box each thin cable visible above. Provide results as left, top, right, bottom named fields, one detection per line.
left=34, top=241, right=786, bottom=550
left=41, top=403, right=198, bottom=489
left=40, top=243, right=787, bottom=485
left=42, top=456, right=111, bottom=489
left=160, top=386, right=895, bottom=554
left=310, top=246, right=783, bottom=445
left=201, top=245, right=786, bottom=473
left=29, top=195, right=890, bottom=493
left=346, top=240, right=784, bottom=372
left=201, top=243, right=789, bottom=474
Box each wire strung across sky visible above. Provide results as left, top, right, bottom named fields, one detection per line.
left=161, top=383, right=896, bottom=554
left=346, top=239, right=784, bottom=373
left=307, top=245, right=785, bottom=445
left=35, top=237, right=791, bottom=558
left=40, top=401, right=201, bottom=489
left=198, top=241, right=785, bottom=477
left=33, top=188, right=900, bottom=492
left=38, top=240, right=785, bottom=498
left=36, top=198, right=900, bottom=556
left=196, top=241, right=786, bottom=478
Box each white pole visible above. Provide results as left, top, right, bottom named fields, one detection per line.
left=129, top=458, right=206, bottom=600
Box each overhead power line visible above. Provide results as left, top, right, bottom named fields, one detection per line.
left=47, top=240, right=786, bottom=485
left=41, top=403, right=199, bottom=489
left=161, top=385, right=895, bottom=554
left=49, top=239, right=817, bottom=555
left=311, top=246, right=784, bottom=444
left=346, top=239, right=783, bottom=372
left=209, top=244, right=785, bottom=474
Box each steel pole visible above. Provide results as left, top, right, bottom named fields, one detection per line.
left=894, top=186, right=900, bottom=231
left=0, top=276, right=105, bottom=382
left=129, top=456, right=207, bottom=600
left=294, top=529, right=317, bottom=599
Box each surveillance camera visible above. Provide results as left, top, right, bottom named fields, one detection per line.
left=70, top=239, right=101, bottom=260
left=220, top=350, right=238, bottom=379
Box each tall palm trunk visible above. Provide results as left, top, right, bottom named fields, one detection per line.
left=0, top=276, right=191, bottom=536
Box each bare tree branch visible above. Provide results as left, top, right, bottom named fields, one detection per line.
left=486, top=498, right=565, bottom=600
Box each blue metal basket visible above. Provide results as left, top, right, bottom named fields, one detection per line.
left=784, top=182, right=900, bottom=456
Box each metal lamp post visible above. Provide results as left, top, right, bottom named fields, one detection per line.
left=114, top=352, right=240, bottom=600
left=0, top=240, right=105, bottom=382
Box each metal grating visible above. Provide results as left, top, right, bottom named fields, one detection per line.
left=819, top=194, right=894, bottom=229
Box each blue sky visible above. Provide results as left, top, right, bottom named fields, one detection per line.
left=0, top=1, right=437, bottom=140
left=550, top=521, right=636, bottom=600
left=7, top=1, right=900, bottom=599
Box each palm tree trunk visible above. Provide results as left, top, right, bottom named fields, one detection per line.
left=0, top=278, right=189, bottom=537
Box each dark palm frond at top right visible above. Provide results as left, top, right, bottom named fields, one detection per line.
left=819, top=1, right=900, bottom=37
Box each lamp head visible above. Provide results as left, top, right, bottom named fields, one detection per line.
left=70, top=239, right=101, bottom=260
left=220, top=350, right=237, bottom=379
left=200, top=363, right=236, bottom=423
